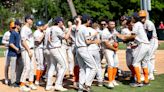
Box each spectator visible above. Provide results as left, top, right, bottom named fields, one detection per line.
left=159, top=21, right=164, bottom=29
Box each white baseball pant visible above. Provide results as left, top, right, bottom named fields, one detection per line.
left=35, top=48, right=44, bottom=70
left=43, top=49, right=51, bottom=77
left=126, top=49, right=133, bottom=67
left=4, top=49, right=10, bottom=80
left=132, top=43, right=150, bottom=68
left=148, top=38, right=158, bottom=75
left=76, top=47, right=98, bottom=89
left=47, top=47, right=67, bottom=87
left=104, top=49, right=119, bottom=67
left=20, top=49, right=35, bottom=83
left=67, top=46, right=74, bottom=75
left=87, top=50, right=103, bottom=83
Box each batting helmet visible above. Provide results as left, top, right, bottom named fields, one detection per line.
left=36, top=20, right=45, bottom=26
left=139, top=10, right=147, bottom=17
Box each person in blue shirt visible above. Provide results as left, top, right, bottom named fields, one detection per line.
left=7, top=19, right=21, bottom=87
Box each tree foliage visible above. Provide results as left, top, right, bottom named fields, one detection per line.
left=0, top=0, right=163, bottom=30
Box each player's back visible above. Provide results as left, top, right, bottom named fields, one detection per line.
left=132, top=22, right=149, bottom=44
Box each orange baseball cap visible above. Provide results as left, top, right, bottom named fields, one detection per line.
left=10, top=21, right=16, bottom=28
left=139, top=10, right=147, bottom=17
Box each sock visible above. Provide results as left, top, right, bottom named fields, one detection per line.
left=20, top=82, right=25, bottom=86
left=134, top=67, right=141, bottom=83
left=40, top=70, right=44, bottom=78
left=108, top=67, right=113, bottom=83
left=112, top=67, right=117, bottom=80
left=143, top=67, right=149, bottom=83
left=129, top=65, right=135, bottom=77
left=73, top=65, right=79, bottom=82
left=36, top=70, right=41, bottom=81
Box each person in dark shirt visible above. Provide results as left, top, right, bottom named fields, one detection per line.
left=7, top=19, right=21, bottom=87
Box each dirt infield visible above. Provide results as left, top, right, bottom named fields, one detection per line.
left=0, top=50, right=163, bottom=92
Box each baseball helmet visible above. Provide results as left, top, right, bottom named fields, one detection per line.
left=36, top=20, right=45, bottom=26
left=139, top=10, right=147, bottom=17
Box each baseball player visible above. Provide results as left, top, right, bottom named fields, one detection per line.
left=86, top=23, right=103, bottom=86
left=66, top=21, right=75, bottom=77
left=46, top=17, right=71, bottom=91
left=117, top=12, right=150, bottom=87
left=2, top=21, right=13, bottom=85
left=75, top=14, right=98, bottom=92
left=70, top=16, right=81, bottom=88
left=101, top=21, right=119, bottom=88
left=120, top=17, right=136, bottom=82
left=139, top=10, right=158, bottom=80
left=42, top=24, right=52, bottom=80
left=33, top=20, right=45, bottom=85
left=7, top=20, right=22, bottom=87
left=19, top=15, right=37, bottom=91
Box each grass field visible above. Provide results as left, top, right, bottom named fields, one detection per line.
left=118, top=42, right=164, bottom=50
left=66, top=74, right=164, bottom=92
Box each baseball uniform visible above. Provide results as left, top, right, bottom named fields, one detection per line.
left=121, top=28, right=133, bottom=67
left=86, top=27, right=103, bottom=84
left=131, top=21, right=150, bottom=84
left=20, top=25, right=35, bottom=83
left=2, top=31, right=11, bottom=83
left=66, top=27, right=75, bottom=75
left=101, top=27, right=120, bottom=88
left=33, top=29, right=45, bottom=85
left=34, top=29, right=44, bottom=71
left=144, top=20, right=158, bottom=80
left=46, top=25, right=67, bottom=89
left=121, top=27, right=136, bottom=79
left=43, top=27, right=52, bottom=78
left=75, top=25, right=98, bottom=89
left=102, top=28, right=119, bottom=67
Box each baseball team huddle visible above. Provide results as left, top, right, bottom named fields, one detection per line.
left=2, top=10, right=158, bottom=92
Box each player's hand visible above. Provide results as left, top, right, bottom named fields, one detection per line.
left=68, top=21, right=72, bottom=27
left=28, top=50, right=33, bottom=59
left=95, top=39, right=101, bottom=44
left=16, top=48, right=21, bottom=54
left=113, top=47, right=118, bottom=52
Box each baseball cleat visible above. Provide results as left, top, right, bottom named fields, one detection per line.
left=130, top=83, right=143, bottom=87
left=149, top=74, right=155, bottom=80
left=54, top=85, right=68, bottom=91
left=29, top=84, right=37, bottom=90
left=98, top=82, right=103, bottom=87
left=34, top=81, right=39, bottom=86
left=45, top=86, right=55, bottom=91
left=143, top=82, right=150, bottom=86
left=4, top=79, right=9, bottom=85
left=112, top=80, right=119, bottom=86
left=78, top=88, right=83, bottom=92
left=10, top=83, right=19, bottom=88
left=20, top=86, right=31, bottom=92
left=107, top=82, right=114, bottom=88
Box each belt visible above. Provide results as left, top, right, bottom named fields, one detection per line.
left=77, top=46, right=87, bottom=48
left=49, top=46, right=61, bottom=49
